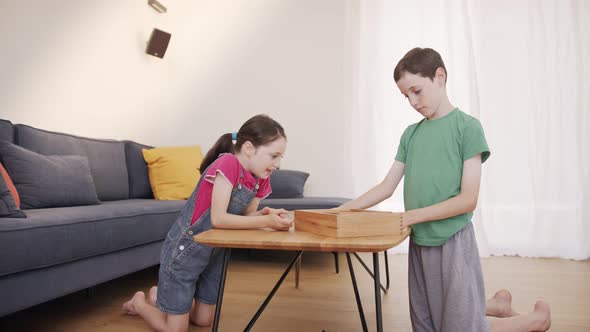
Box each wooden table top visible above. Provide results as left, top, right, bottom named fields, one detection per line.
left=194, top=227, right=411, bottom=253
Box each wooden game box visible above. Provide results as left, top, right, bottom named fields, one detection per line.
left=294, top=209, right=402, bottom=238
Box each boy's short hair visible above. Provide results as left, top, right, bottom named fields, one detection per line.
left=393, top=47, right=447, bottom=83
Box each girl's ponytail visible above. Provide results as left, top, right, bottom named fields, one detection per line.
left=199, top=114, right=286, bottom=173
left=199, top=133, right=234, bottom=173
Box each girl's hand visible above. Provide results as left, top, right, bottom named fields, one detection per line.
left=266, top=213, right=293, bottom=231
left=261, top=207, right=289, bottom=216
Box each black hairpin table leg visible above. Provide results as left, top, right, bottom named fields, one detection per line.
left=346, top=252, right=368, bottom=332
left=212, top=248, right=231, bottom=332
left=373, top=252, right=383, bottom=332
left=244, top=250, right=304, bottom=331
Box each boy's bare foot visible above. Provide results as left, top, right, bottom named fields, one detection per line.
left=149, top=286, right=158, bottom=306
left=487, top=289, right=519, bottom=318
left=531, top=300, right=551, bottom=331
left=122, top=291, right=146, bottom=315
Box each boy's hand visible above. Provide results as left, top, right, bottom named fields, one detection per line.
left=401, top=210, right=419, bottom=231
left=266, top=213, right=293, bottom=231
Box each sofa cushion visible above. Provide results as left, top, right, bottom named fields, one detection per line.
left=0, top=199, right=185, bottom=276
left=14, top=124, right=129, bottom=201
left=124, top=141, right=154, bottom=199
left=0, top=119, right=13, bottom=143
left=0, top=141, right=100, bottom=209
left=0, top=167, right=25, bottom=218
left=143, top=146, right=203, bottom=200
left=268, top=170, right=309, bottom=199
left=259, top=197, right=350, bottom=210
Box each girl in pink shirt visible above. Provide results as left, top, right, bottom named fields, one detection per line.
left=123, top=114, right=292, bottom=331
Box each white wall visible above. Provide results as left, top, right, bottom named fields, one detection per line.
left=0, top=0, right=359, bottom=197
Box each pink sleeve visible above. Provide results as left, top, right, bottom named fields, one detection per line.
left=256, top=177, right=272, bottom=199
left=204, top=154, right=240, bottom=187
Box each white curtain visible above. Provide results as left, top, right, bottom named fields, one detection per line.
left=352, top=0, right=590, bottom=259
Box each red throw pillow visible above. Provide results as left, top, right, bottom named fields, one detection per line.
left=0, top=163, right=20, bottom=208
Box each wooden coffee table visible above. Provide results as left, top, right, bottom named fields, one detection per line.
left=195, top=227, right=411, bottom=332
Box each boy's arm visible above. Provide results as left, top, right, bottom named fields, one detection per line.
left=338, top=160, right=405, bottom=210
left=401, top=154, right=482, bottom=228
left=210, top=176, right=292, bottom=230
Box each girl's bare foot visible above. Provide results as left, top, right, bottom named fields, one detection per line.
left=149, top=286, right=158, bottom=306
left=487, top=289, right=519, bottom=318
left=531, top=300, right=551, bottom=331
left=122, top=291, right=146, bottom=315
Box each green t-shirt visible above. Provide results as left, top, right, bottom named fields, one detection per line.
left=395, top=108, right=490, bottom=246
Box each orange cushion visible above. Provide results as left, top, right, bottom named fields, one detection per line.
left=0, top=163, right=20, bottom=208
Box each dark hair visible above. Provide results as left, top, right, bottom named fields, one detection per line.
left=199, top=114, right=287, bottom=172
left=393, top=47, right=447, bottom=83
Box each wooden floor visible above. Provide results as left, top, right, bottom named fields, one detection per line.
left=1, top=251, right=589, bottom=331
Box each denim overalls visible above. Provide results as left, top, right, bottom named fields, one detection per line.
left=156, top=162, right=259, bottom=315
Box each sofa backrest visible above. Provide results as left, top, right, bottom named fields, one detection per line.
left=124, top=140, right=153, bottom=199
left=0, top=120, right=13, bottom=143
left=14, top=124, right=129, bottom=201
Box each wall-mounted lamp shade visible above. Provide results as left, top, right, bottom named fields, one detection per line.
left=148, top=0, right=167, bottom=13
left=146, top=28, right=171, bottom=59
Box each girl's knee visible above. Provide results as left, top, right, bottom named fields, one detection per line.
left=160, top=324, right=189, bottom=332
left=189, top=301, right=215, bottom=326
left=158, top=314, right=190, bottom=332
left=190, top=315, right=213, bottom=327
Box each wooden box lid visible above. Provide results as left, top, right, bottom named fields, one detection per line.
left=294, top=209, right=402, bottom=238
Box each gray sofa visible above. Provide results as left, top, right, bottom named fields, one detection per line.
left=0, top=119, right=349, bottom=317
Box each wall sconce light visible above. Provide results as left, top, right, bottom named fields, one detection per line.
left=148, top=0, right=167, bottom=13
left=146, top=28, right=171, bottom=58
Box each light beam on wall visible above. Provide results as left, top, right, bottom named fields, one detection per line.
left=148, top=0, right=167, bottom=13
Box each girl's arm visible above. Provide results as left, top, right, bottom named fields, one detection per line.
left=243, top=197, right=263, bottom=216
left=243, top=198, right=289, bottom=218
left=210, top=176, right=292, bottom=230
left=401, top=154, right=482, bottom=228
left=338, top=160, right=405, bottom=210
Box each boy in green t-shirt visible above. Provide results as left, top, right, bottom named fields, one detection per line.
left=338, top=48, right=551, bottom=331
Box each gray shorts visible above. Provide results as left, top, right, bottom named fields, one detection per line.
left=408, top=222, right=490, bottom=332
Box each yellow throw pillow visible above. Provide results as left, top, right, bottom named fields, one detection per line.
left=142, top=146, right=203, bottom=200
